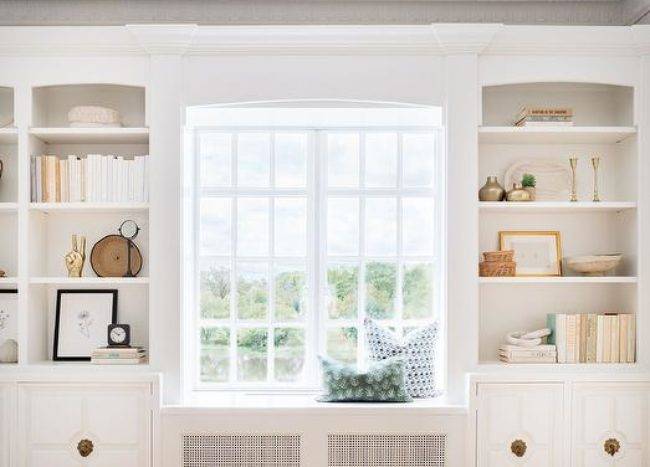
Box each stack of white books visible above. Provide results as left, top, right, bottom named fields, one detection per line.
left=499, top=344, right=557, bottom=363
left=31, top=154, right=149, bottom=203
left=91, top=346, right=147, bottom=365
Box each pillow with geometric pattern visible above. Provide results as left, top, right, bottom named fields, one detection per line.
left=317, top=355, right=412, bottom=403
left=364, top=318, right=441, bottom=398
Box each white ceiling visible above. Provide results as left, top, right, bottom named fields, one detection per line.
left=0, top=0, right=647, bottom=26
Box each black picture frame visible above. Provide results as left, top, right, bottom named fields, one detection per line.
left=53, top=289, right=118, bottom=361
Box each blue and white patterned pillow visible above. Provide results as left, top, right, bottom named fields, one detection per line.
left=364, top=318, right=441, bottom=398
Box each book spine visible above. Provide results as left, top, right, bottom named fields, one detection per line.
left=596, top=315, right=605, bottom=363
left=35, top=156, right=42, bottom=202
left=611, top=315, right=620, bottom=363
left=579, top=314, right=588, bottom=363
left=556, top=314, right=567, bottom=363
left=619, top=314, right=628, bottom=363
left=603, top=316, right=612, bottom=363
left=586, top=314, right=597, bottom=363
left=628, top=315, right=636, bottom=363
left=566, top=315, right=577, bottom=363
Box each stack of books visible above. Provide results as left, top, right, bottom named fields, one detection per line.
left=31, top=154, right=149, bottom=203
left=514, top=107, right=573, bottom=127
left=547, top=313, right=635, bottom=364
left=499, top=344, right=557, bottom=363
left=91, top=346, right=147, bottom=365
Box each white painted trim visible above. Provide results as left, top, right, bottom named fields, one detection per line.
left=0, top=24, right=648, bottom=57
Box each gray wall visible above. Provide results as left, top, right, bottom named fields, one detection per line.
left=0, top=0, right=647, bottom=26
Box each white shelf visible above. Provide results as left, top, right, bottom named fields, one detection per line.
left=30, top=202, right=149, bottom=213
left=0, top=127, right=17, bottom=144
left=0, top=277, right=18, bottom=286
left=479, top=201, right=637, bottom=213
left=0, top=202, right=18, bottom=212
left=29, top=127, right=149, bottom=144
left=479, top=276, right=637, bottom=284
left=478, top=126, right=637, bottom=144
left=29, top=277, right=149, bottom=285
left=478, top=361, right=640, bottom=372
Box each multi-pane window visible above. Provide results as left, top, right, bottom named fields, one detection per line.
left=191, top=107, right=442, bottom=390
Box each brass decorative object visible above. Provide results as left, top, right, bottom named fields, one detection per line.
left=77, top=439, right=94, bottom=457
left=510, top=439, right=527, bottom=458
left=64, top=235, right=86, bottom=278
left=569, top=156, right=578, bottom=202
left=603, top=438, right=620, bottom=457
left=479, top=176, right=505, bottom=201
left=506, top=183, right=532, bottom=202
left=591, top=156, right=601, bottom=202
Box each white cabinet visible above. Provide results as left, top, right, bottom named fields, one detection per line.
left=18, top=383, right=152, bottom=467
left=0, top=384, right=12, bottom=467
left=572, top=382, right=650, bottom=466
left=476, top=383, right=565, bottom=466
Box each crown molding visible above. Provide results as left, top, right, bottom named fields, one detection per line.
left=0, top=24, right=646, bottom=58
left=631, top=25, right=650, bottom=56
left=127, top=24, right=198, bottom=55
left=0, top=26, right=143, bottom=56
left=188, top=25, right=441, bottom=55
left=432, top=24, right=503, bottom=55
left=486, top=26, right=638, bottom=56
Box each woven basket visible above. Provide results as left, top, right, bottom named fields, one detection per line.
left=483, top=250, right=515, bottom=263
left=479, top=261, right=516, bottom=277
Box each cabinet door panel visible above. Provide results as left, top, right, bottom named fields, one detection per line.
left=28, top=393, right=83, bottom=443
left=572, top=383, right=650, bottom=467
left=477, top=383, right=565, bottom=467
left=29, top=451, right=82, bottom=467
left=19, top=383, right=151, bottom=467
left=0, top=384, right=11, bottom=467
left=86, top=393, right=144, bottom=443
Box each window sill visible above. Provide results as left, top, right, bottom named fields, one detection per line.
left=162, top=392, right=467, bottom=415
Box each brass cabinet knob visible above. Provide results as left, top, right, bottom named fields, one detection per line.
left=77, top=439, right=94, bottom=458
left=510, top=439, right=527, bottom=458
left=603, top=438, right=620, bottom=457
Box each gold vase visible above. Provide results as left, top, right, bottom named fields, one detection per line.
left=479, top=176, right=505, bottom=201
left=506, top=183, right=532, bottom=202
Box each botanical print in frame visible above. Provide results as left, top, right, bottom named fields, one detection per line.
left=0, top=290, right=18, bottom=346
left=53, top=289, right=117, bottom=361
left=499, top=231, right=562, bottom=277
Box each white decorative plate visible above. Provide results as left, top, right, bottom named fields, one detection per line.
left=504, top=160, right=572, bottom=201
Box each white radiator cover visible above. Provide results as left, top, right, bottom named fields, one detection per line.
left=182, top=434, right=301, bottom=467
left=328, top=433, right=447, bottom=466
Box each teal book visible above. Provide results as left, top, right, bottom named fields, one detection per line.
left=546, top=313, right=566, bottom=363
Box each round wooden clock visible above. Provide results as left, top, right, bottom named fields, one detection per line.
left=90, top=226, right=143, bottom=277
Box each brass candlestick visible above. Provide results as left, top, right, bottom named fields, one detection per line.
left=591, top=156, right=600, bottom=202
left=569, top=156, right=578, bottom=202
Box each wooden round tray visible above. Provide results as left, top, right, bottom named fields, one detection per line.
left=90, top=234, right=143, bottom=277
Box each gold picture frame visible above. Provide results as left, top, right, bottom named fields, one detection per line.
left=499, top=230, right=562, bottom=277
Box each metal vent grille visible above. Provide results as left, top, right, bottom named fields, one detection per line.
left=183, top=434, right=301, bottom=467
left=328, top=433, right=446, bottom=466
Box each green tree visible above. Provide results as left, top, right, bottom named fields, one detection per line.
left=403, top=264, right=433, bottom=319
left=200, top=267, right=230, bottom=319
left=327, top=265, right=358, bottom=319
left=365, top=262, right=396, bottom=319
left=237, top=273, right=268, bottom=319
left=275, top=271, right=306, bottom=320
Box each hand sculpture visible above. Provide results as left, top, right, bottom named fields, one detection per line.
left=65, top=235, right=86, bottom=278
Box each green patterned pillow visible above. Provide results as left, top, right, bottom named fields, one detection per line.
left=317, top=356, right=412, bottom=402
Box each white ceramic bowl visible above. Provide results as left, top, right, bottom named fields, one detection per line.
left=567, top=254, right=622, bottom=276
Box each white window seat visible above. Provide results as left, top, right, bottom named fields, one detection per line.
left=163, top=393, right=467, bottom=415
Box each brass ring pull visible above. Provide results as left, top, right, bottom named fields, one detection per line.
left=77, top=439, right=94, bottom=458
left=510, top=439, right=527, bottom=458
left=604, top=438, right=620, bottom=457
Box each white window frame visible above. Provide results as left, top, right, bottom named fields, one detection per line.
left=187, top=110, right=445, bottom=394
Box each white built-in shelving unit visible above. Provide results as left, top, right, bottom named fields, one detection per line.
left=0, top=83, right=150, bottom=368
left=478, top=82, right=640, bottom=367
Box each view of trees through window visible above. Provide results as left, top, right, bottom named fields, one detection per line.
left=193, top=114, right=440, bottom=388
